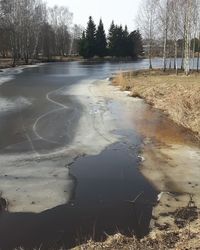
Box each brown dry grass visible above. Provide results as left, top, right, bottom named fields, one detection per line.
left=72, top=197, right=200, bottom=249
left=72, top=220, right=200, bottom=249
left=113, top=69, right=200, bottom=140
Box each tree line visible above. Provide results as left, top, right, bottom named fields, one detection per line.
left=0, top=0, right=83, bottom=66
left=78, top=16, right=143, bottom=59
left=137, top=0, right=200, bottom=75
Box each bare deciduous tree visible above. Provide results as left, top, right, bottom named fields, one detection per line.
left=137, top=0, right=200, bottom=75
left=136, top=0, right=159, bottom=69
left=0, top=0, right=76, bottom=64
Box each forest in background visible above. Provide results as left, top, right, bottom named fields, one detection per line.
left=1, top=0, right=200, bottom=74
left=0, top=1, right=144, bottom=66
left=0, top=0, right=143, bottom=66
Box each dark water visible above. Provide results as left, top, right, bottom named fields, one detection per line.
left=0, top=143, right=157, bottom=249
left=0, top=60, right=163, bottom=249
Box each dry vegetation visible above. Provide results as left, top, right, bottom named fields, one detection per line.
left=112, top=69, right=200, bottom=141
left=72, top=193, right=200, bottom=249
left=73, top=221, right=200, bottom=250
left=0, top=58, right=14, bottom=69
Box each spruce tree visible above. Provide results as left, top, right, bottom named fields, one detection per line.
left=78, top=31, right=88, bottom=58
left=119, top=25, right=130, bottom=57
left=96, top=19, right=107, bottom=57
left=108, top=21, right=116, bottom=56
left=108, top=23, right=130, bottom=57
left=85, top=16, right=96, bottom=58
left=123, top=25, right=130, bottom=57
left=110, top=25, right=125, bottom=57
left=129, top=30, right=143, bottom=58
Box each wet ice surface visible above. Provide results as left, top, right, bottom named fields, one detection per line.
left=0, top=97, right=32, bottom=113
left=0, top=61, right=159, bottom=249
left=0, top=75, right=14, bottom=86
left=0, top=68, right=21, bottom=86
left=0, top=64, right=43, bottom=86
left=0, top=60, right=199, bottom=250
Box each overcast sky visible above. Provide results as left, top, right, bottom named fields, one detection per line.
left=46, top=0, right=141, bottom=32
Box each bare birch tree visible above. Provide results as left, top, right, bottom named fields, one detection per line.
left=0, top=0, right=75, bottom=64
left=137, top=0, right=200, bottom=75
left=169, top=0, right=180, bottom=74
left=137, top=0, right=159, bottom=69
left=48, top=6, right=73, bottom=56
left=183, top=0, right=192, bottom=75
left=158, top=0, right=170, bottom=71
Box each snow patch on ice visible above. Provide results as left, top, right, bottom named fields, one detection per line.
left=0, top=75, right=15, bottom=85
left=0, top=63, right=44, bottom=86
left=0, top=68, right=23, bottom=86
left=0, top=97, right=32, bottom=112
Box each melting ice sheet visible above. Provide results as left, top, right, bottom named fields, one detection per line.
left=0, top=67, right=24, bottom=86
left=0, top=64, right=44, bottom=86
left=0, top=97, right=32, bottom=113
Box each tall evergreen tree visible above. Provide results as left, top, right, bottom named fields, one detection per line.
left=85, top=16, right=96, bottom=58
left=128, top=30, right=143, bottom=58
left=108, top=24, right=128, bottom=57
left=108, top=21, right=116, bottom=56
left=122, top=25, right=130, bottom=57
left=116, top=25, right=125, bottom=57
left=78, top=31, right=87, bottom=58
left=96, top=19, right=107, bottom=57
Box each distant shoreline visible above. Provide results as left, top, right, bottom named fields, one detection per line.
left=0, top=56, right=147, bottom=70
left=0, top=57, right=83, bottom=70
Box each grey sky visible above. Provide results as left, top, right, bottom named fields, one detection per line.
left=46, top=0, right=141, bottom=32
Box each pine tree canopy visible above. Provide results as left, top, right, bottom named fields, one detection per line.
left=96, top=19, right=107, bottom=57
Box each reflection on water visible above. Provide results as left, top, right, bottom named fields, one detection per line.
left=127, top=100, right=198, bottom=146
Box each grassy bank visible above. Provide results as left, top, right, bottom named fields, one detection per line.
left=112, top=69, right=200, bottom=141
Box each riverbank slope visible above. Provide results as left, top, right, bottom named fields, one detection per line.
left=113, top=69, right=200, bottom=141
left=73, top=219, right=200, bottom=249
